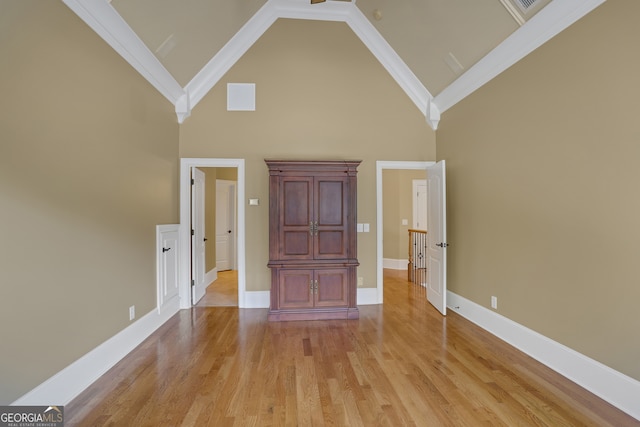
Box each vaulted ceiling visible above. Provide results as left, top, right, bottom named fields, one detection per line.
left=62, top=0, right=604, bottom=128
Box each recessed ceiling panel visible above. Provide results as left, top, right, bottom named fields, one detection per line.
left=356, top=0, right=519, bottom=95
left=111, top=0, right=267, bottom=86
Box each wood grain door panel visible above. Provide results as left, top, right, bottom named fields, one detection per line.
left=280, top=178, right=313, bottom=259
left=279, top=270, right=314, bottom=309
left=315, top=269, right=348, bottom=308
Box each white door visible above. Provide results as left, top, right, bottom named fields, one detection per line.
left=157, top=225, right=179, bottom=312
left=191, top=168, right=206, bottom=305
left=413, top=179, right=428, bottom=231
left=426, top=161, right=447, bottom=315
left=216, top=180, right=236, bottom=271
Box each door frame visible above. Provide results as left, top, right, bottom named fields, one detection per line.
left=179, top=158, right=245, bottom=309
left=376, top=161, right=435, bottom=304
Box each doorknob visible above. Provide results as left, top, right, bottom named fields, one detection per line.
left=436, top=242, right=449, bottom=248
left=204, top=237, right=208, bottom=242
left=162, top=247, right=171, bottom=253
left=228, top=230, right=232, bottom=234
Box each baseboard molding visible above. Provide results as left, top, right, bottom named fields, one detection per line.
left=12, top=298, right=181, bottom=406
left=447, top=291, right=640, bottom=421
left=357, top=287, right=379, bottom=305
left=383, top=258, right=407, bottom=270
left=204, top=268, right=218, bottom=289
left=243, top=291, right=270, bottom=308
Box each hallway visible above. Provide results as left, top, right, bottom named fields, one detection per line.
left=196, top=270, right=238, bottom=307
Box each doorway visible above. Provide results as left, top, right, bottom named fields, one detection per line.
left=179, top=158, right=246, bottom=309
left=377, top=162, right=432, bottom=303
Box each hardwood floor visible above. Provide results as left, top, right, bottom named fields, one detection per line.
left=196, top=270, right=238, bottom=307
left=66, top=270, right=638, bottom=426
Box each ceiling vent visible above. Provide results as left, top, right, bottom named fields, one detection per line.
left=515, top=0, right=538, bottom=12
left=500, top=0, right=549, bottom=26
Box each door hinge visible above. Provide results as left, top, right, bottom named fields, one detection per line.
left=191, top=178, right=194, bottom=185
left=191, top=229, right=195, bottom=236
left=191, top=279, right=195, bottom=287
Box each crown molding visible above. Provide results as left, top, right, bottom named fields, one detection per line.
left=63, top=0, right=605, bottom=129
left=433, top=0, right=606, bottom=114
left=62, top=0, right=185, bottom=106
left=185, top=0, right=436, bottom=128
left=344, top=4, right=436, bottom=128
left=184, top=1, right=278, bottom=112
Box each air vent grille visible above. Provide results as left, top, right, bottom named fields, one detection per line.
left=500, top=0, right=549, bottom=26
left=515, top=0, right=538, bottom=12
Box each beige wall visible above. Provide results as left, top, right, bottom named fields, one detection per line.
left=383, top=170, right=427, bottom=260
left=180, top=18, right=436, bottom=290
left=436, top=0, right=640, bottom=381
left=0, top=2, right=179, bottom=403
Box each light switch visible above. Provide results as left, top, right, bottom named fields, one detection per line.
left=357, top=223, right=364, bottom=232
left=402, top=219, right=408, bottom=226
left=363, top=223, right=370, bottom=232
left=249, top=198, right=259, bottom=206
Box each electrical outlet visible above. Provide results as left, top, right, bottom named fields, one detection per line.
left=357, top=277, right=364, bottom=287
left=491, top=296, right=498, bottom=310
left=129, top=305, right=135, bottom=321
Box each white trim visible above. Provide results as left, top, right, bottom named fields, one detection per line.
left=12, top=302, right=180, bottom=406
left=185, top=1, right=278, bottom=110
left=434, top=0, right=605, bottom=113
left=376, top=161, right=435, bottom=305
left=64, top=0, right=604, bottom=127
left=344, top=4, right=435, bottom=128
left=185, top=0, right=435, bottom=128
left=61, top=0, right=185, bottom=106
left=243, top=291, right=271, bottom=308
left=357, top=287, right=379, bottom=306
left=499, top=0, right=526, bottom=26
left=447, top=291, right=640, bottom=421
left=205, top=268, right=218, bottom=289
left=179, top=159, right=246, bottom=309
left=383, top=258, right=408, bottom=270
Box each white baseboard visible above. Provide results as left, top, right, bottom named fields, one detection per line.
left=12, top=298, right=181, bottom=406
left=243, top=291, right=270, bottom=308
left=447, top=291, right=640, bottom=421
left=383, top=258, right=407, bottom=270
left=357, top=287, right=379, bottom=305
left=205, top=268, right=218, bottom=288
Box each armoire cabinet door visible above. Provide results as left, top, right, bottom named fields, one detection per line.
left=314, top=268, right=349, bottom=308
left=279, top=177, right=313, bottom=260
left=278, top=269, right=314, bottom=309
left=314, top=177, right=349, bottom=260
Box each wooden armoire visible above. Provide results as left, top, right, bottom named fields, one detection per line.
left=265, top=160, right=360, bottom=321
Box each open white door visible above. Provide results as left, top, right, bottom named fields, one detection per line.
left=191, top=168, right=206, bottom=305
left=426, top=160, right=447, bottom=315
left=216, top=180, right=235, bottom=271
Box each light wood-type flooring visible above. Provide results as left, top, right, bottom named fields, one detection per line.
left=66, top=269, right=638, bottom=426
left=196, top=270, right=238, bottom=307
